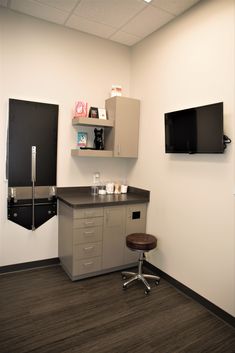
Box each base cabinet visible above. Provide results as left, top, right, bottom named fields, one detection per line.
left=58, top=202, right=147, bottom=280
left=124, top=204, right=147, bottom=264
left=103, top=206, right=126, bottom=269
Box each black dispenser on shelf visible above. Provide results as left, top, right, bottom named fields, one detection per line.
left=7, top=99, right=58, bottom=230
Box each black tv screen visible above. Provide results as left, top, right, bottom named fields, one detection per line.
left=165, top=102, right=224, bottom=154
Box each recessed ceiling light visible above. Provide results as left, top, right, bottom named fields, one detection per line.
left=144, top=0, right=152, bottom=3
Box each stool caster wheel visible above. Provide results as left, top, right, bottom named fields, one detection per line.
left=122, top=275, right=126, bottom=280
left=123, top=284, right=127, bottom=290
left=144, top=289, right=150, bottom=295
left=155, top=279, right=160, bottom=285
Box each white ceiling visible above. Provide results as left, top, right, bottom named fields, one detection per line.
left=0, top=0, right=201, bottom=46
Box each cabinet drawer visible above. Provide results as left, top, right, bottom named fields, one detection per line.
left=73, top=217, right=103, bottom=228
left=74, top=242, right=102, bottom=260
left=73, top=257, right=102, bottom=275
left=73, top=226, right=103, bottom=244
left=73, top=207, right=103, bottom=219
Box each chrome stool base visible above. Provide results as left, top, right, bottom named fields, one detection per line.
left=122, top=252, right=160, bottom=294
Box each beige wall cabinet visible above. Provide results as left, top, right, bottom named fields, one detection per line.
left=71, top=97, right=140, bottom=158
left=105, top=96, right=140, bottom=158
left=58, top=202, right=147, bottom=281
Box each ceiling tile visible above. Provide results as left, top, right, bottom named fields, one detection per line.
left=67, top=14, right=116, bottom=38
left=74, top=0, right=146, bottom=27
left=150, top=0, right=201, bottom=16
left=2, top=0, right=202, bottom=46
left=121, top=4, right=174, bottom=38
left=35, top=0, right=78, bottom=13
left=110, top=31, right=141, bottom=46
left=10, top=0, right=68, bottom=24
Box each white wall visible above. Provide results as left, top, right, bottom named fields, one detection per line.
left=129, top=0, right=235, bottom=316
left=0, top=8, right=131, bottom=266
left=1, top=0, right=235, bottom=317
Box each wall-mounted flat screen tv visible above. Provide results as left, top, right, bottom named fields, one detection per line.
left=165, top=102, right=224, bottom=154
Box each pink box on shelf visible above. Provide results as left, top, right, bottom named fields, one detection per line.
left=74, top=101, right=88, bottom=118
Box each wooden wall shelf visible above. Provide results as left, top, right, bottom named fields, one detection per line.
left=71, top=97, right=140, bottom=158
left=72, top=117, right=114, bottom=128
left=71, top=149, right=113, bottom=157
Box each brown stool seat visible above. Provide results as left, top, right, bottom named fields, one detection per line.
left=122, top=232, right=160, bottom=294
left=126, top=233, right=157, bottom=251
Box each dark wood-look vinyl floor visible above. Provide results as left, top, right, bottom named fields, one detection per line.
left=0, top=265, right=234, bottom=353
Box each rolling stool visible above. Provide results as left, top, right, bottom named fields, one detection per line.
left=122, top=233, right=160, bottom=294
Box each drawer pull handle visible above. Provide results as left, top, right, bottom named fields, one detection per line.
left=84, top=246, right=94, bottom=251
left=83, top=262, right=93, bottom=267
left=84, top=231, right=94, bottom=235
left=85, top=221, right=94, bottom=225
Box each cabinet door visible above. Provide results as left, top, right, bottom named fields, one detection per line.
left=103, top=206, right=126, bottom=269
left=105, top=97, right=140, bottom=158
left=124, top=203, right=147, bottom=264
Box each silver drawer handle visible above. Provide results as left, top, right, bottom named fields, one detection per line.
left=84, top=231, right=94, bottom=235
left=84, top=246, right=94, bottom=251
left=83, top=262, right=93, bottom=267
left=85, top=221, right=94, bottom=225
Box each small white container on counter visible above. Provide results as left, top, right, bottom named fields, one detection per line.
left=106, top=182, right=114, bottom=194
left=99, top=184, right=107, bottom=195
left=121, top=184, right=128, bottom=194
left=120, top=179, right=128, bottom=194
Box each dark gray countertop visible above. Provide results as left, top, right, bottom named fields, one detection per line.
left=57, top=186, right=150, bottom=208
